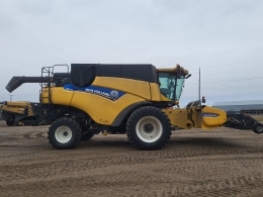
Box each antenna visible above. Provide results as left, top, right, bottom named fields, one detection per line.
left=198, top=67, right=202, bottom=127
left=8, top=94, right=14, bottom=101
left=199, top=67, right=201, bottom=102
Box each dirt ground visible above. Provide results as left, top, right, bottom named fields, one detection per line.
left=0, top=120, right=262, bottom=197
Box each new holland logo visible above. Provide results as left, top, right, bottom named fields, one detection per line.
left=63, top=84, right=125, bottom=100
left=110, top=90, right=119, bottom=100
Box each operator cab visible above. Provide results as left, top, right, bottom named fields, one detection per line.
left=157, top=65, right=189, bottom=103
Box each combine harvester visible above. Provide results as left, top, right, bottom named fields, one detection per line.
left=4, top=63, right=262, bottom=150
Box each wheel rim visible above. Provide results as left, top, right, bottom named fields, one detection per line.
left=55, top=126, right=73, bottom=144
left=135, top=116, right=163, bottom=143
left=256, top=125, right=263, bottom=132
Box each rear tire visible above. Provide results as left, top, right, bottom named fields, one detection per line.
left=253, top=123, right=263, bottom=134
left=126, top=106, right=171, bottom=150
left=48, top=117, right=81, bottom=149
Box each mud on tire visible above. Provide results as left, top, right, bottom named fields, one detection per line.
left=48, top=117, right=81, bottom=149
left=126, top=106, right=171, bottom=150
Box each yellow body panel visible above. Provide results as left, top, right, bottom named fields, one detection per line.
left=163, top=105, right=227, bottom=130
left=161, top=95, right=172, bottom=102
left=40, top=88, right=49, bottom=103
left=39, top=77, right=163, bottom=125
left=163, top=108, right=193, bottom=129
left=71, top=92, right=145, bottom=125
left=149, top=83, right=162, bottom=101
left=41, top=87, right=74, bottom=105
left=51, top=88, right=74, bottom=105
left=201, top=106, right=227, bottom=129
left=92, top=77, right=153, bottom=100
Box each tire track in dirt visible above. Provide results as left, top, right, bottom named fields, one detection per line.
left=1, top=148, right=263, bottom=185
left=0, top=155, right=157, bottom=183
left=0, top=171, right=262, bottom=197
left=1, top=123, right=263, bottom=197
left=126, top=175, right=263, bottom=197
left=23, top=131, right=47, bottom=139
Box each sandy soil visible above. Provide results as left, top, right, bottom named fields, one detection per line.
left=0, top=120, right=262, bottom=197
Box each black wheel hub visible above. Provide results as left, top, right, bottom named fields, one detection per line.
left=144, top=124, right=154, bottom=132
left=63, top=131, right=69, bottom=136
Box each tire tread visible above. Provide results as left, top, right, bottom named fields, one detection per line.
left=126, top=106, right=171, bottom=150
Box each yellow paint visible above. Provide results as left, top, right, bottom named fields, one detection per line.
left=201, top=106, right=227, bottom=129
left=149, top=83, right=162, bottom=101
left=157, top=64, right=189, bottom=75
left=1, top=101, right=28, bottom=114
left=41, top=87, right=74, bottom=105
left=92, top=77, right=152, bottom=100
left=71, top=92, right=145, bottom=125
left=161, top=95, right=172, bottom=102
left=163, top=105, right=227, bottom=130
left=163, top=108, right=193, bottom=129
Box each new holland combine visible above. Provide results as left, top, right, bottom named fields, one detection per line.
left=4, top=63, right=262, bottom=150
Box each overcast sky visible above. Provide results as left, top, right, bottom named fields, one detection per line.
left=0, top=0, right=262, bottom=107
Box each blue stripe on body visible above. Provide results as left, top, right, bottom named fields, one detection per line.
left=63, top=84, right=125, bottom=100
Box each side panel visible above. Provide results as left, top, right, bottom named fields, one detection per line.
left=150, top=83, right=161, bottom=101
left=71, top=92, right=145, bottom=125
left=41, top=87, right=74, bottom=105
left=92, top=77, right=152, bottom=100
left=161, top=95, right=172, bottom=102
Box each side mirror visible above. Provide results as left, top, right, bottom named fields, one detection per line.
left=185, top=74, right=192, bottom=79
left=201, top=96, right=206, bottom=103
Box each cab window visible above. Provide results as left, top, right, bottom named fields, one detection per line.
left=158, top=72, right=176, bottom=101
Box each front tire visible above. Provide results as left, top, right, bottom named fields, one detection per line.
left=48, top=117, right=81, bottom=149
left=126, top=106, right=171, bottom=150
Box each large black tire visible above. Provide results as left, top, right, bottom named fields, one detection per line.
left=6, top=120, right=15, bottom=126
left=81, top=132, right=94, bottom=141
left=48, top=117, right=81, bottom=149
left=126, top=106, right=171, bottom=150
left=253, top=123, right=263, bottom=134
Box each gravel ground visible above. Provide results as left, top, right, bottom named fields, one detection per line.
left=0, top=120, right=262, bottom=197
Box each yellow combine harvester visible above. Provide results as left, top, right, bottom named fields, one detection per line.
left=5, top=64, right=227, bottom=150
